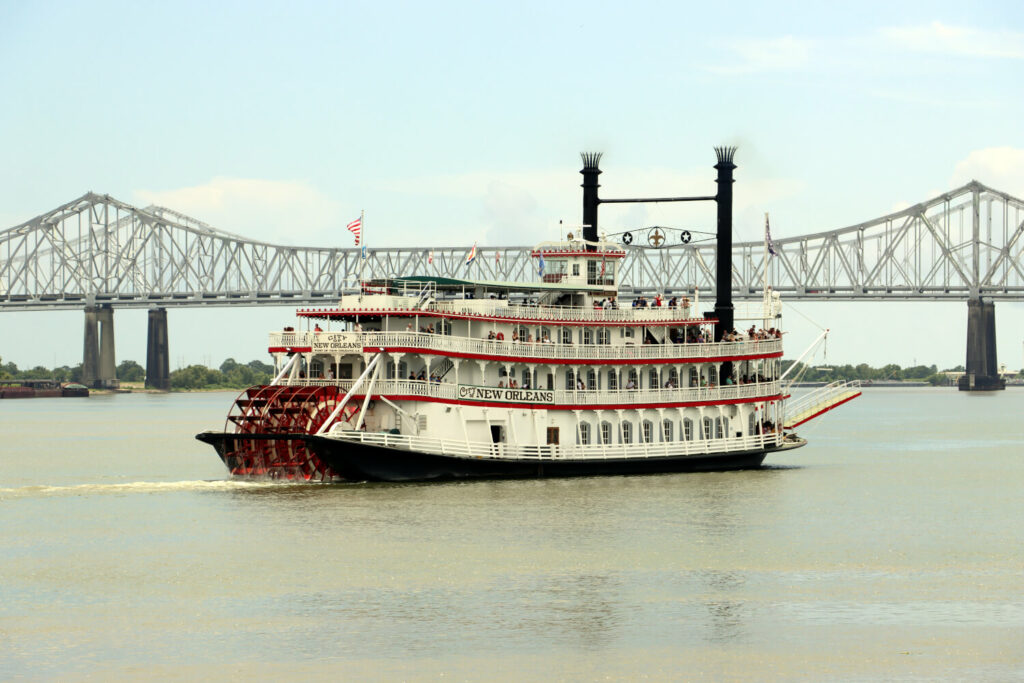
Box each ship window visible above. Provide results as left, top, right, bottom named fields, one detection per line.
left=597, top=328, right=610, bottom=345
left=578, top=421, right=591, bottom=445
left=540, top=327, right=551, bottom=343
left=667, top=368, right=678, bottom=387
left=438, top=319, right=452, bottom=335
left=716, top=417, right=727, bottom=439
left=627, top=369, right=638, bottom=389
left=583, top=328, right=593, bottom=345
left=662, top=419, right=673, bottom=442
left=607, top=369, right=618, bottom=391
left=649, top=368, right=659, bottom=390
left=708, top=366, right=718, bottom=386
left=587, top=260, right=598, bottom=285
left=587, top=369, right=597, bottom=391
left=623, top=327, right=634, bottom=339
left=572, top=263, right=580, bottom=276
left=702, top=416, right=714, bottom=440
left=561, top=327, right=573, bottom=345
left=565, top=369, right=575, bottom=390
left=683, top=418, right=694, bottom=441
left=621, top=421, right=633, bottom=444
left=600, top=421, right=612, bottom=445
left=642, top=420, right=654, bottom=443
left=748, top=412, right=757, bottom=436
left=689, top=367, right=699, bottom=386
left=546, top=427, right=559, bottom=445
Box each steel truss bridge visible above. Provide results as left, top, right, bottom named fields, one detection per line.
left=2, top=182, right=1023, bottom=311
left=1, top=181, right=1022, bottom=388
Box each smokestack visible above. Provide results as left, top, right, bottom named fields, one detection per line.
left=713, top=146, right=737, bottom=340
left=580, top=152, right=602, bottom=245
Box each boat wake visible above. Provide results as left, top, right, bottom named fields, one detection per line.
left=0, top=479, right=282, bottom=500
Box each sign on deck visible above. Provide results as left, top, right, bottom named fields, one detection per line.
left=312, top=332, right=362, bottom=354
left=457, top=384, right=555, bottom=404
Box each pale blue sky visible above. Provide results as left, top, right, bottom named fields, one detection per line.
left=2, top=1, right=1024, bottom=370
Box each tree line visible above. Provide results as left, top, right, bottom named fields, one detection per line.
left=0, top=357, right=274, bottom=390
left=780, top=361, right=972, bottom=385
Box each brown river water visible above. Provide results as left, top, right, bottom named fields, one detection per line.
left=1, top=388, right=1022, bottom=681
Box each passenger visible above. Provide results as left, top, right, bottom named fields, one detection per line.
left=577, top=378, right=585, bottom=391
left=496, top=331, right=504, bottom=340
left=488, top=331, right=496, bottom=340
left=314, top=324, right=323, bottom=333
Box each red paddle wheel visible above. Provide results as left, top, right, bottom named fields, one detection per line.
left=221, top=384, right=350, bottom=481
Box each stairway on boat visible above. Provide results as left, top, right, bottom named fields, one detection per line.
left=784, top=380, right=862, bottom=430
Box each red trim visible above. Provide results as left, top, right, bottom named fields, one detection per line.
left=268, top=346, right=312, bottom=353
left=372, top=346, right=783, bottom=365
left=529, top=250, right=626, bottom=258
left=339, top=393, right=783, bottom=411
left=296, top=308, right=714, bottom=327
left=787, top=391, right=861, bottom=429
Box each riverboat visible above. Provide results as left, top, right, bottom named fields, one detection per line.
left=197, top=150, right=860, bottom=481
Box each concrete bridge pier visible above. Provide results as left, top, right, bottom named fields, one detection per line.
left=146, top=307, right=170, bottom=390
left=958, top=298, right=1005, bottom=391
left=82, top=305, right=119, bottom=389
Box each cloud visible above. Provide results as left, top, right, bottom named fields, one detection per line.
left=880, top=22, right=1024, bottom=59
left=134, top=177, right=341, bottom=245
left=708, top=36, right=812, bottom=75
left=951, top=147, right=1024, bottom=195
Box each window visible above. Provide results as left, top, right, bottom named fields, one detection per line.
left=597, top=328, right=611, bottom=345
left=748, top=413, right=757, bottom=436
left=627, top=369, right=639, bottom=389
left=561, top=327, right=573, bottom=345
left=587, top=369, right=597, bottom=391
left=565, top=369, right=576, bottom=390
left=601, top=421, right=612, bottom=445
left=540, top=327, right=551, bottom=343
left=683, top=418, right=694, bottom=441
left=572, top=263, right=580, bottom=276
left=607, top=369, right=618, bottom=391
left=689, top=367, right=699, bottom=386
left=583, top=328, right=593, bottom=345
left=662, top=419, right=673, bottom=442
left=642, top=420, right=654, bottom=443
left=702, top=416, right=714, bottom=440
left=621, top=421, right=633, bottom=444
left=667, top=368, right=678, bottom=387
left=578, top=421, right=591, bottom=445
left=587, top=260, right=599, bottom=285
left=438, top=319, right=452, bottom=335
left=624, top=327, right=634, bottom=339
left=708, top=366, right=718, bottom=386
left=716, top=417, right=727, bottom=439
left=649, top=368, right=659, bottom=390
left=546, top=427, right=559, bottom=444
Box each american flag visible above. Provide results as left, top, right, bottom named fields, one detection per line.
left=346, top=217, right=362, bottom=246
left=428, top=250, right=434, bottom=265
left=466, top=243, right=477, bottom=266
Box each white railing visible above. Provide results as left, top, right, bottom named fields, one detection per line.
left=785, top=380, right=861, bottom=420
left=269, top=330, right=782, bottom=361
left=286, top=378, right=781, bottom=406
left=327, top=429, right=784, bottom=461
left=427, top=300, right=698, bottom=323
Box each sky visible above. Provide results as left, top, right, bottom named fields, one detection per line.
left=2, top=0, right=1024, bottom=371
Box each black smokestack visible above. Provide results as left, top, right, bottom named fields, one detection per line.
left=580, top=152, right=602, bottom=245
left=713, top=146, right=736, bottom=340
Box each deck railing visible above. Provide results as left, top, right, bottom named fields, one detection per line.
left=269, top=330, right=782, bottom=361
left=287, top=377, right=781, bottom=406
left=326, top=429, right=784, bottom=461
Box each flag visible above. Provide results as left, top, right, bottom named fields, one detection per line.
left=765, top=214, right=777, bottom=256
left=361, top=245, right=367, bottom=260
left=538, top=253, right=545, bottom=277
left=428, top=250, right=434, bottom=265
left=466, top=243, right=477, bottom=266
left=346, top=216, right=362, bottom=246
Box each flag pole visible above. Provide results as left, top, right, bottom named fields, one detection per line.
left=358, top=209, right=365, bottom=302
left=763, top=212, right=769, bottom=329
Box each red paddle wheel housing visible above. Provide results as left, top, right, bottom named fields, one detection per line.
left=221, top=384, right=352, bottom=481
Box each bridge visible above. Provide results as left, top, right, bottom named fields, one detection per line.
left=2, top=160, right=1022, bottom=390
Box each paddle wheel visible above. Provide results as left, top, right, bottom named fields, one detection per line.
left=219, top=384, right=357, bottom=481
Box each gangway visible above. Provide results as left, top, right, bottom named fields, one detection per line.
left=784, top=380, right=862, bottom=430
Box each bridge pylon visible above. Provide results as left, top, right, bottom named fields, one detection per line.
left=82, top=305, right=119, bottom=389
left=958, top=298, right=1005, bottom=391
left=146, top=307, right=170, bottom=390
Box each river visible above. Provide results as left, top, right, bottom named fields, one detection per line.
left=1, top=388, right=1022, bottom=681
